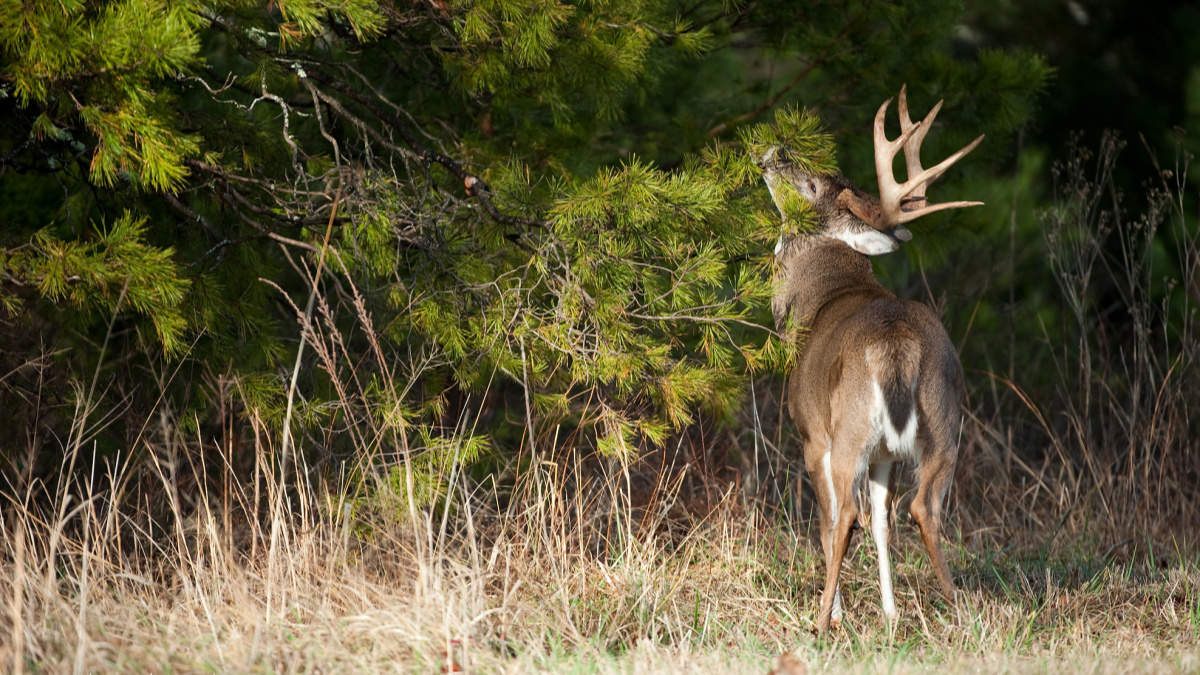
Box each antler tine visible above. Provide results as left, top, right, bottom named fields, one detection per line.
left=894, top=134, right=985, bottom=223
left=873, top=86, right=985, bottom=229
left=897, top=84, right=943, bottom=202
left=872, top=96, right=926, bottom=231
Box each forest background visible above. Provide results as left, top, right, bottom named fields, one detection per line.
left=1, top=0, right=1199, bottom=671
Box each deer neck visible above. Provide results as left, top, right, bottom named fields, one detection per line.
left=772, top=236, right=893, bottom=335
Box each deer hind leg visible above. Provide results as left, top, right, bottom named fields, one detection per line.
left=814, top=442, right=859, bottom=635
left=911, top=430, right=958, bottom=601
left=869, top=460, right=897, bottom=622
left=797, top=455, right=842, bottom=625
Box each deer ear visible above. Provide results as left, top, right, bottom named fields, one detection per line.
left=836, top=189, right=882, bottom=226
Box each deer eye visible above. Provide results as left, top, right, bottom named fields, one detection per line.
left=807, top=179, right=817, bottom=195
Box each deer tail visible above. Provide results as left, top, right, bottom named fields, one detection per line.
left=866, top=339, right=921, bottom=455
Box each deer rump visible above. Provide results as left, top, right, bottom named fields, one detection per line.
left=791, top=297, right=957, bottom=468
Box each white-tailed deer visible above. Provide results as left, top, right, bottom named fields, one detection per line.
left=760, top=86, right=983, bottom=635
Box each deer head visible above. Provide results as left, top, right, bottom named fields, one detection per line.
left=760, top=85, right=984, bottom=256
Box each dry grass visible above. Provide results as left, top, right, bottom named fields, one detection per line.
left=1, top=407, right=1198, bottom=673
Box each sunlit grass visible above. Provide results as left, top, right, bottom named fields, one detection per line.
left=2, top=425, right=1198, bottom=673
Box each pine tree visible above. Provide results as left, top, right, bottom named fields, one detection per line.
left=0, top=1, right=1050, bottom=504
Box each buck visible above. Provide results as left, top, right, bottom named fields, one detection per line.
left=761, top=86, right=983, bottom=634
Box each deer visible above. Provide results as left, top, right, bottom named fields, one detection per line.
left=759, top=86, right=983, bottom=635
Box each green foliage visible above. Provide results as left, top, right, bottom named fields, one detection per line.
left=0, top=0, right=1050, bottom=510
left=6, top=213, right=189, bottom=353
left=740, top=107, right=837, bottom=175
left=448, top=0, right=711, bottom=124
left=740, top=107, right=833, bottom=231
left=1, top=0, right=205, bottom=191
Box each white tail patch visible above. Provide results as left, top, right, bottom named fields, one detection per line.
left=822, top=451, right=838, bottom=527
left=871, top=380, right=918, bottom=456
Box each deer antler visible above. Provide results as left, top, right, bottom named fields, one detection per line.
left=870, top=85, right=985, bottom=230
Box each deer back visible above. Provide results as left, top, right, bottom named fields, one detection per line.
left=775, top=237, right=961, bottom=454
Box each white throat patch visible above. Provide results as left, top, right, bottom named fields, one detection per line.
left=833, top=229, right=898, bottom=256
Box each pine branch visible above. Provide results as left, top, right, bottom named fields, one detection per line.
left=161, top=192, right=225, bottom=242
left=301, top=65, right=548, bottom=230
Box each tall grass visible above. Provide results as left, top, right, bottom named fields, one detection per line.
left=1, top=137, right=1199, bottom=672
